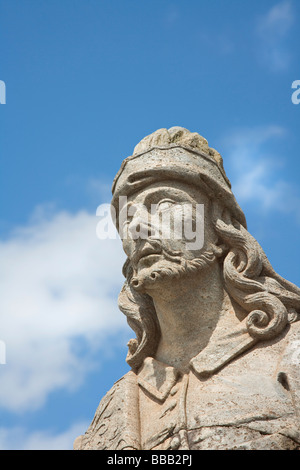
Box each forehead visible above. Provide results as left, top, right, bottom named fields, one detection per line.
left=127, top=181, right=209, bottom=205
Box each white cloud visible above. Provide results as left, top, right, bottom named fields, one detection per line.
left=222, top=125, right=300, bottom=219
left=255, top=1, right=295, bottom=71
left=0, top=206, right=130, bottom=412
left=0, top=421, right=88, bottom=450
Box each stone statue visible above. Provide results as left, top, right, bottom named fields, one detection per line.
left=74, top=127, right=300, bottom=450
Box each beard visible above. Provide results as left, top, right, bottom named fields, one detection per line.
left=129, top=241, right=218, bottom=293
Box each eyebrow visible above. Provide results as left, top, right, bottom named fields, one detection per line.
left=142, top=187, right=196, bottom=207
left=119, top=186, right=199, bottom=223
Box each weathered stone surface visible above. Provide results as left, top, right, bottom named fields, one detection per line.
left=74, top=127, right=300, bottom=450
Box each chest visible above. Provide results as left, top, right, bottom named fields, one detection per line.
left=138, top=366, right=295, bottom=450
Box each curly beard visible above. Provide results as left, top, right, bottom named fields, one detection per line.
left=129, top=243, right=218, bottom=293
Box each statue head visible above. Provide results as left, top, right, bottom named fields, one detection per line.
left=111, top=127, right=300, bottom=371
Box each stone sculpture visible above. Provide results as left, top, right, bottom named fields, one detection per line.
left=74, top=127, right=300, bottom=450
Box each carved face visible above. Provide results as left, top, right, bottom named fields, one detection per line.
left=119, top=181, right=218, bottom=292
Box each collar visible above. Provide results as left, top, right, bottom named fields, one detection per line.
left=137, top=317, right=257, bottom=401
left=190, top=317, right=257, bottom=376
left=137, top=357, right=181, bottom=402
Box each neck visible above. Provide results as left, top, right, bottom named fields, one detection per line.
left=145, top=261, right=229, bottom=373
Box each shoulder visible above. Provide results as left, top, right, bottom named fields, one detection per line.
left=74, top=370, right=140, bottom=450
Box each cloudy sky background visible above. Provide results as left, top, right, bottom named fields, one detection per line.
left=0, top=0, right=300, bottom=449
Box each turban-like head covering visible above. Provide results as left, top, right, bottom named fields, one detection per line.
left=111, top=127, right=246, bottom=229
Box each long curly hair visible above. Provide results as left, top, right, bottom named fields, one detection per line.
left=118, top=196, right=300, bottom=371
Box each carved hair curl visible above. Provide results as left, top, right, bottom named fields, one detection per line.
left=118, top=200, right=300, bottom=371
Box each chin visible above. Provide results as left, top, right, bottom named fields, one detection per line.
left=130, top=251, right=217, bottom=293
left=130, top=259, right=186, bottom=293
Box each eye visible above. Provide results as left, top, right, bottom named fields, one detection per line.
left=156, top=199, right=175, bottom=212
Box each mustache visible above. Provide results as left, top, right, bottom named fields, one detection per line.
left=122, top=239, right=186, bottom=281
left=131, top=238, right=183, bottom=266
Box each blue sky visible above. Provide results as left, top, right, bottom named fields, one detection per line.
left=0, top=0, right=299, bottom=449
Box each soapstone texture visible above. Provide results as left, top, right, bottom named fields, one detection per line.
left=74, top=127, right=300, bottom=451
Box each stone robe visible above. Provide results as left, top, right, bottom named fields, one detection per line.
left=74, top=320, right=300, bottom=450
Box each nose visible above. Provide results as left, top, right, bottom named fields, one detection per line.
left=122, top=214, right=153, bottom=259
